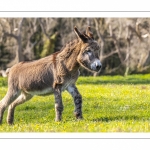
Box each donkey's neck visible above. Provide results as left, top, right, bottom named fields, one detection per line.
left=57, top=39, right=81, bottom=72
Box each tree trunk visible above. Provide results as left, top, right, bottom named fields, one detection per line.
left=16, top=35, right=24, bottom=63
left=124, top=26, right=130, bottom=76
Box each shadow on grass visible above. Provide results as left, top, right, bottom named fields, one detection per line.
left=77, top=76, right=150, bottom=85
left=92, top=115, right=150, bottom=122
left=1, top=75, right=150, bottom=86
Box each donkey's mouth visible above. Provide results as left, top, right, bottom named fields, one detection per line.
left=90, top=66, right=102, bottom=72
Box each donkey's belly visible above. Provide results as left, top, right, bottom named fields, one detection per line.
left=27, top=87, right=53, bottom=96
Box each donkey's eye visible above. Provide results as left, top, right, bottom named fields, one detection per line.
left=86, top=50, right=91, bottom=54
left=84, top=49, right=92, bottom=56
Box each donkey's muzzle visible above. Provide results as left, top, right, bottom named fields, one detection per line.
left=91, top=59, right=102, bottom=72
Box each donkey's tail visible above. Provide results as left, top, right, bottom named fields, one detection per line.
left=0, top=68, right=10, bottom=77
left=5, top=68, right=10, bottom=76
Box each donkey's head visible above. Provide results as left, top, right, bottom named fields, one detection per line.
left=74, top=26, right=102, bottom=73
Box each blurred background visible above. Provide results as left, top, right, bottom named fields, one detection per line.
left=0, top=18, right=150, bottom=76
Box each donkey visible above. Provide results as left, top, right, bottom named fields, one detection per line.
left=0, top=26, right=102, bottom=125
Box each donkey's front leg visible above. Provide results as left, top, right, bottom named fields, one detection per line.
left=67, top=84, right=83, bottom=119
left=53, top=85, right=64, bottom=121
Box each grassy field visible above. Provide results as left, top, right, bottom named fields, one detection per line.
left=1, top=74, right=150, bottom=132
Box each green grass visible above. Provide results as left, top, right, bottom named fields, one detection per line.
left=1, top=74, right=150, bottom=132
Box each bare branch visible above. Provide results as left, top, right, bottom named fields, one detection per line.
left=18, top=18, right=25, bottom=34
left=37, top=18, right=49, bottom=38
left=102, top=50, right=118, bottom=61
left=106, top=65, right=121, bottom=74
left=4, top=32, right=18, bottom=40
left=94, top=18, right=105, bottom=60
left=128, top=25, right=142, bottom=41
left=108, top=24, right=125, bottom=65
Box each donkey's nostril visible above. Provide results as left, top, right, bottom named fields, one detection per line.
left=96, top=64, right=102, bottom=70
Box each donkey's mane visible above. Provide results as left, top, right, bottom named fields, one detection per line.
left=55, top=39, right=79, bottom=58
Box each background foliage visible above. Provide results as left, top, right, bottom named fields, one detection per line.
left=1, top=18, right=150, bottom=76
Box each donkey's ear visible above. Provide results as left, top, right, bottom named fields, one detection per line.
left=86, top=26, right=94, bottom=40
left=74, top=26, right=88, bottom=43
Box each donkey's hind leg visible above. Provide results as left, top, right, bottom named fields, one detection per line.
left=7, top=92, right=32, bottom=125
left=0, top=89, right=20, bottom=124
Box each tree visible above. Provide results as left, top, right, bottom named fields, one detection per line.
left=0, top=18, right=24, bottom=65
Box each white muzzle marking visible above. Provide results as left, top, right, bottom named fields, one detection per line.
left=91, top=59, right=102, bottom=72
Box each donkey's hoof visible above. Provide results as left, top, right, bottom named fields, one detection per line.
left=7, top=120, right=14, bottom=125
left=8, top=122, right=14, bottom=125
left=74, top=112, right=83, bottom=120
left=76, top=116, right=83, bottom=120
left=55, top=118, right=61, bottom=122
